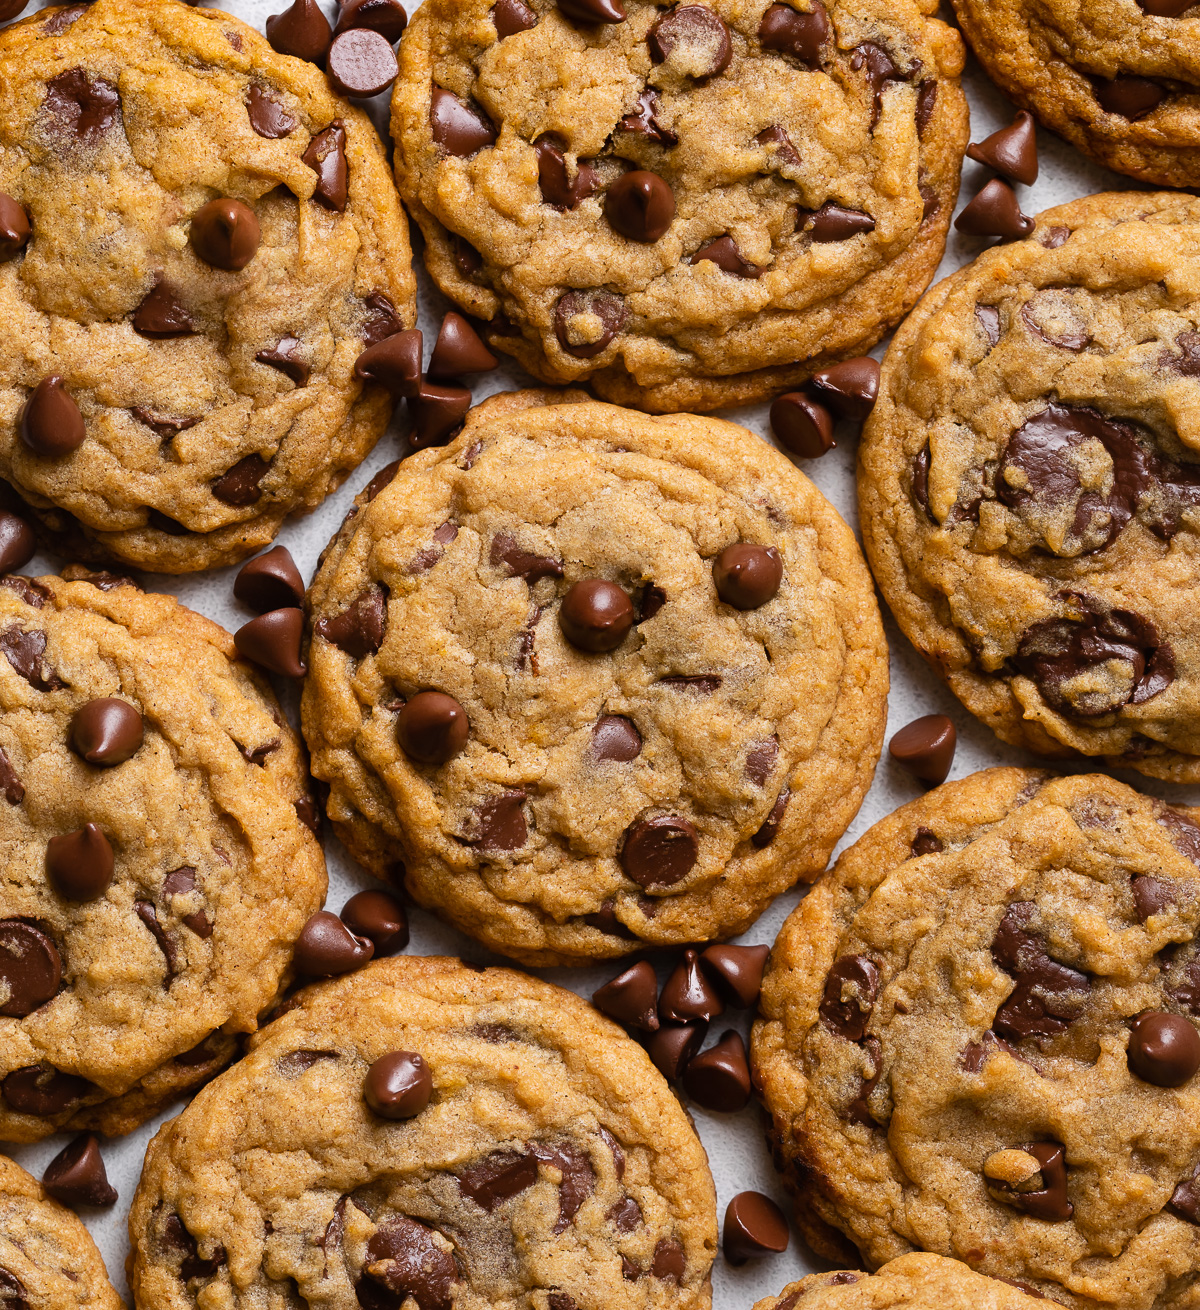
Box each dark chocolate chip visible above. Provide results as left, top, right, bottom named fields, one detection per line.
left=1127, top=1011, right=1200, bottom=1086
left=408, top=381, right=471, bottom=450
left=692, top=236, right=762, bottom=278
left=2, top=1064, right=93, bottom=1116
left=294, top=910, right=374, bottom=976
left=661, top=948, right=724, bottom=1022
left=189, top=198, right=259, bottom=272
left=360, top=292, right=405, bottom=348
left=752, top=788, right=789, bottom=848
left=42, top=1133, right=117, bottom=1207
left=327, top=29, right=398, bottom=97
left=819, top=954, right=879, bottom=1041
left=621, top=815, right=698, bottom=887
left=458, top=1149, right=538, bottom=1209
left=1, top=625, right=62, bottom=690
left=256, top=337, right=309, bottom=386
left=234, top=608, right=306, bottom=677
left=294, top=795, right=321, bottom=834
left=1159, top=807, right=1200, bottom=865
left=396, top=691, right=468, bottom=763
left=490, top=532, right=563, bottom=583
left=535, top=135, right=600, bottom=211
left=132, top=278, right=195, bottom=338
left=770, top=392, right=834, bottom=458
left=0, top=747, right=23, bottom=805
left=246, top=85, right=297, bottom=138
left=888, top=713, right=955, bottom=786
left=430, top=87, right=496, bottom=156
left=638, top=584, right=667, bottom=621
left=314, top=585, right=387, bottom=658
left=493, top=0, right=537, bottom=35
left=798, top=202, right=875, bottom=241
left=265, top=0, right=331, bottom=62
left=811, top=357, right=880, bottom=421
left=212, top=454, right=269, bottom=506
left=967, top=111, right=1038, bottom=186
left=0, top=921, right=61, bottom=1017
left=0, top=1268, right=26, bottom=1310
left=605, top=170, right=675, bottom=243
left=454, top=237, right=484, bottom=277
left=355, top=328, right=422, bottom=398
left=955, top=178, right=1034, bottom=240
left=713, top=543, right=782, bottom=609
left=910, top=826, right=943, bottom=856
left=160, top=1212, right=226, bottom=1282
left=366, top=460, right=401, bottom=501
left=234, top=546, right=304, bottom=613
left=991, top=901, right=1090, bottom=1040
left=648, top=6, right=731, bottom=78
left=363, top=1050, right=432, bottom=1117
left=19, top=376, right=85, bottom=456
left=69, top=697, right=143, bottom=766
left=850, top=41, right=902, bottom=126
left=475, top=792, right=527, bottom=851
left=240, top=737, right=279, bottom=767
left=409, top=520, right=459, bottom=573
left=1132, top=874, right=1177, bottom=921
left=591, top=714, right=642, bottom=762
left=44, top=68, right=119, bottom=143
left=700, top=944, right=769, bottom=1007
left=554, top=289, right=627, bottom=358
left=429, top=312, right=498, bottom=379
left=683, top=1028, right=751, bottom=1111
left=46, top=823, right=114, bottom=901
left=745, top=739, right=779, bottom=788
left=341, top=889, right=408, bottom=955
left=646, top=1020, right=706, bottom=1080
left=651, top=1237, right=686, bottom=1282
left=135, top=900, right=178, bottom=981
left=593, top=960, right=660, bottom=1032
left=619, top=88, right=677, bottom=145
left=583, top=899, right=639, bottom=939
left=1094, top=74, right=1166, bottom=119
left=758, top=1, right=827, bottom=66
left=41, top=5, right=89, bottom=34
left=557, top=0, right=625, bottom=22
left=559, top=579, right=634, bottom=652
left=1, top=578, right=49, bottom=608
left=0, top=513, right=34, bottom=574
left=723, top=1191, right=789, bottom=1263
left=362, top=1215, right=459, bottom=1310
left=1140, top=0, right=1198, bottom=12
left=302, top=122, right=348, bottom=211
left=987, top=1141, right=1073, bottom=1221
left=334, top=0, right=407, bottom=42
left=530, top=1141, right=597, bottom=1232
left=0, top=194, right=29, bottom=263
left=915, top=79, right=937, bottom=136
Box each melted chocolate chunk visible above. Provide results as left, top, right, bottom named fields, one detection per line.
left=619, top=88, right=678, bottom=144
left=457, top=1150, right=538, bottom=1210
left=1163, top=329, right=1200, bottom=377
left=2, top=1064, right=93, bottom=1116
left=0, top=625, right=63, bottom=690
left=592, top=715, right=642, bottom=762
left=314, top=585, right=388, bottom=658
left=987, top=1141, right=1073, bottom=1222
left=991, top=902, right=1089, bottom=1040
left=44, top=69, right=120, bottom=143
left=362, top=1215, right=459, bottom=1310
left=755, top=123, right=800, bottom=165
left=212, top=454, right=269, bottom=506
left=1021, top=290, right=1090, bottom=351
left=490, top=532, right=563, bottom=582
left=608, top=1195, right=642, bottom=1231
left=474, top=792, right=527, bottom=852
left=0, top=921, right=61, bottom=1017
left=132, top=279, right=195, bottom=338
left=975, top=304, right=1001, bottom=347
left=247, top=85, right=297, bottom=138
left=303, top=122, right=348, bottom=211
left=758, top=1, right=828, bottom=67
left=850, top=41, right=903, bottom=126
left=135, top=900, right=178, bottom=982
left=911, top=444, right=931, bottom=515
left=0, top=747, right=23, bottom=804
left=530, top=1141, right=596, bottom=1232
left=1132, top=873, right=1178, bottom=920
left=130, top=407, right=200, bottom=439
left=534, top=135, right=599, bottom=210
left=554, top=289, right=628, bottom=358
left=915, top=79, right=937, bottom=135
left=819, top=954, right=879, bottom=1041
left=162, top=866, right=213, bottom=938
left=910, top=826, right=943, bottom=856
left=657, top=674, right=721, bottom=694
left=1159, top=807, right=1200, bottom=864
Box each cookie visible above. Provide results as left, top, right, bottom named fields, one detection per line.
left=128, top=955, right=717, bottom=1310
left=752, top=1254, right=1050, bottom=1310
left=0, top=571, right=325, bottom=1143
left=753, top=767, right=1200, bottom=1308
left=951, top=0, right=1200, bottom=187
left=859, top=191, right=1200, bottom=783
left=302, top=390, right=887, bottom=966
left=390, top=0, right=967, bottom=413
left=0, top=0, right=414, bottom=573
left=0, top=1152, right=124, bottom=1310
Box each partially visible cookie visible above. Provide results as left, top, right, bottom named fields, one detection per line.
left=0, top=572, right=325, bottom=1142
left=0, top=0, right=414, bottom=572
left=128, top=955, right=717, bottom=1310
left=0, top=1152, right=124, bottom=1310
left=391, top=0, right=966, bottom=412
left=859, top=191, right=1200, bottom=783
left=754, top=768, right=1200, bottom=1308
left=302, top=390, right=887, bottom=965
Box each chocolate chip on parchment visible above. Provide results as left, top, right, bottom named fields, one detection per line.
left=234, top=546, right=304, bottom=613
left=700, top=944, right=769, bottom=1007
left=327, top=29, right=398, bottom=98
left=888, top=714, right=956, bottom=785
left=234, top=609, right=306, bottom=677
left=646, top=1020, right=706, bottom=1080
left=955, top=178, right=1034, bottom=240
left=723, top=1191, right=789, bottom=1263
left=363, top=1050, right=432, bottom=1118
left=683, top=1029, right=751, bottom=1111
left=341, top=889, right=408, bottom=955
left=811, top=357, right=881, bottom=421
left=429, top=312, right=498, bottom=379
left=43, top=1133, right=117, bottom=1207
left=593, top=960, right=660, bottom=1032
left=294, top=910, right=374, bottom=977
left=335, top=0, right=408, bottom=40
left=408, top=381, right=471, bottom=449
left=770, top=392, right=834, bottom=458
left=0, top=513, right=33, bottom=574
left=356, top=328, right=422, bottom=398
left=265, top=0, right=331, bottom=61
left=661, top=948, right=724, bottom=1023
left=967, top=111, right=1038, bottom=185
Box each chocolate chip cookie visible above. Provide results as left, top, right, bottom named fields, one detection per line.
left=128, top=955, right=717, bottom=1310
left=302, top=390, right=887, bottom=966
left=390, top=0, right=967, bottom=413
left=0, top=1152, right=124, bottom=1310
left=951, top=0, right=1200, bottom=187
left=0, top=0, right=414, bottom=573
left=859, top=191, right=1200, bottom=783
left=754, top=767, right=1200, bottom=1308
left=0, top=571, right=325, bottom=1142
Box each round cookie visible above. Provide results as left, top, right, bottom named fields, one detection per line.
left=0, top=1152, right=124, bottom=1310
left=128, top=955, right=717, bottom=1310
left=0, top=0, right=414, bottom=573
left=753, top=767, right=1200, bottom=1309
left=752, top=1254, right=1050, bottom=1310
left=302, top=390, right=887, bottom=966
left=951, top=0, right=1200, bottom=187
left=859, top=191, right=1200, bottom=783
left=0, top=571, right=326, bottom=1143
left=390, top=0, right=967, bottom=413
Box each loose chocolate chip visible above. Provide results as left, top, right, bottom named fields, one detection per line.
left=429, top=313, right=498, bottom=379
left=315, top=585, right=387, bottom=658
left=0, top=194, right=29, bottom=263
left=723, top=1191, right=789, bottom=1263
left=991, top=901, right=1090, bottom=1040
left=770, top=392, right=834, bottom=458
left=491, top=533, right=563, bottom=583
left=987, top=1141, right=1073, bottom=1221
left=888, top=714, right=956, bottom=786
left=915, top=79, right=937, bottom=136
left=234, top=608, right=307, bottom=678
left=363, top=1214, right=459, bottom=1310
left=646, top=1020, right=706, bottom=1080
left=621, top=815, right=698, bottom=887
left=758, top=1, right=827, bottom=66
left=608, top=1195, right=642, bottom=1231
left=2, top=1065, right=92, bottom=1116
left=341, top=889, right=409, bottom=955
left=535, top=135, right=600, bottom=211
left=327, top=29, right=398, bottom=97
left=559, top=579, right=634, bottom=652
left=475, top=792, right=527, bottom=851
left=752, top=788, right=789, bottom=848
left=355, top=328, right=422, bottom=398
left=363, top=1050, right=432, bottom=1118
left=620, top=89, right=678, bottom=145
left=212, top=454, right=269, bottom=506
left=19, top=376, right=85, bottom=457
left=44, top=69, right=120, bottom=143
left=247, top=85, right=297, bottom=138
left=700, top=944, right=769, bottom=1007
left=295, top=910, right=374, bottom=977
left=430, top=87, right=496, bottom=157
left=0, top=921, right=61, bottom=1017
left=850, top=41, right=902, bottom=126
left=811, top=357, right=880, bottom=421
left=558, top=0, right=625, bottom=22
left=692, top=236, right=762, bottom=278
left=46, top=823, right=114, bottom=901
left=303, top=122, right=348, bottom=211
left=648, top=6, right=731, bottom=78
left=42, top=1133, right=117, bottom=1207
left=162, top=867, right=212, bottom=938
left=661, top=948, right=724, bottom=1022
left=592, top=714, right=642, bottom=762
left=189, top=198, right=260, bottom=272
left=397, top=690, right=469, bottom=764
left=713, top=543, right=782, bottom=609
left=819, top=954, right=879, bottom=1041
left=1095, top=74, right=1166, bottom=119
left=755, top=123, right=800, bottom=165
left=0, top=513, right=34, bottom=575
left=0, top=747, right=23, bottom=805
left=955, top=178, right=1034, bottom=240
left=494, top=0, right=537, bottom=34
left=459, top=1149, right=539, bottom=1209
left=605, top=170, right=675, bottom=243
left=70, top=698, right=144, bottom=766
left=530, top=1141, right=597, bottom=1232
left=967, top=111, right=1038, bottom=186
left=0, top=625, right=62, bottom=690
left=1128, top=1011, right=1200, bottom=1086
left=683, top=1029, right=751, bottom=1111
left=256, top=337, right=310, bottom=386
left=1132, top=874, right=1177, bottom=921
left=335, top=0, right=407, bottom=41
left=593, top=960, right=660, bottom=1032
left=234, top=546, right=304, bottom=613
left=408, top=381, right=471, bottom=450
left=554, top=289, right=628, bottom=358
left=266, top=0, right=331, bottom=61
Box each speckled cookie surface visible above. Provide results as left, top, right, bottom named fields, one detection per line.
left=951, top=0, right=1200, bottom=187
left=301, top=390, right=887, bottom=966
left=0, top=1153, right=124, bottom=1310
left=753, top=767, right=1200, bottom=1309
left=128, top=956, right=717, bottom=1310
left=859, top=192, right=1200, bottom=783
left=0, top=572, right=325, bottom=1143
left=390, top=0, right=966, bottom=413
left=0, top=0, right=414, bottom=573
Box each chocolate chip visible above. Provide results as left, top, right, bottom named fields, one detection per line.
left=135, top=900, right=179, bottom=981
left=1039, top=224, right=1070, bottom=249
left=798, top=201, right=876, bottom=242
left=44, top=69, right=120, bottom=143
left=973, top=303, right=1002, bottom=348
left=0, top=194, right=29, bottom=263
left=130, top=407, right=199, bottom=439
left=608, top=1195, right=642, bottom=1231
left=459, top=1149, right=538, bottom=1209
left=991, top=901, right=1090, bottom=1040
left=409, top=520, right=459, bottom=573
left=723, top=1191, right=788, bottom=1263
left=314, top=585, right=387, bottom=658
left=1, top=578, right=49, bottom=608
left=1127, top=1011, right=1200, bottom=1086
left=910, top=826, right=943, bottom=857
left=42, top=1133, right=117, bottom=1208
left=266, top=0, right=331, bottom=61
left=303, top=122, right=348, bottom=211
left=1132, top=874, right=1177, bottom=921
left=557, top=0, right=625, bottom=22
left=986, top=1141, right=1073, bottom=1221
left=621, top=815, right=698, bottom=887
left=240, top=737, right=279, bottom=767
left=648, top=1237, right=685, bottom=1282
left=408, top=381, right=471, bottom=450
left=559, top=579, right=634, bottom=652
left=967, top=111, right=1038, bottom=186
left=619, top=88, right=677, bottom=144
left=758, top=2, right=828, bottom=66
left=755, top=123, right=800, bottom=166
left=41, top=4, right=88, bottom=34
left=0, top=513, right=34, bottom=575
left=657, top=674, right=721, bottom=694
left=530, top=1141, right=596, bottom=1232
left=160, top=1212, right=226, bottom=1282
left=648, top=6, right=731, bottom=78
left=490, top=533, right=563, bottom=584
left=246, top=85, right=297, bottom=138
left=0, top=747, right=23, bottom=805
left=334, top=0, right=407, bottom=42
left=850, top=42, right=902, bottom=126
left=1021, top=290, right=1089, bottom=351
left=162, top=866, right=212, bottom=938
left=955, top=178, right=1034, bottom=240
left=494, top=0, right=537, bottom=34
left=2, top=1064, right=92, bottom=1116
left=713, top=543, right=782, bottom=610
left=743, top=739, right=779, bottom=790
left=770, top=392, right=834, bottom=458
left=1094, top=74, right=1166, bottom=119
left=362, top=1215, right=459, bottom=1310
left=355, top=328, right=422, bottom=398
left=819, top=954, right=878, bottom=1040
left=234, top=608, right=306, bottom=678
left=0, top=1269, right=26, bottom=1310
left=1159, top=807, right=1200, bottom=865
left=1, top=625, right=62, bottom=690
left=638, top=584, right=667, bottom=622
left=593, top=960, right=660, bottom=1032
left=341, top=889, right=408, bottom=955
left=429, top=312, right=498, bottom=379
left=888, top=714, right=955, bottom=786
left=295, top=910, right=374, bottom=977
left=584, top=900, right=639, bottom=939
left=234, top=546, right=304, bottom=613
left=366, top=461, right=401, bottom=503
left=189, top=198, right=260, bottom=272
left=1140, top=0, right=1197, bottom=12
left=454, top=237, right=484, bottom=277
left=256, top=337, right=309, bottom=386
left=554, top=289, right=627, bottom=358
left=294, top=796, right=321, bottom=834
left=0, top=921, right=61, bottom=1017
left=396, top=691, right=468, bottom=763
left=605, top=170, right=675, bottom=243
left=592, top=714, right=641, bottom=762
left=535, top=135, right=600, bottom=211
left=682, top=1028, right=751, bottom=1111
left=700, top=944, right=769, bottom=1007
left=915, top=79, right=938, bottom=136
left=646, top=1020, right=706, bottom=1079
left=69, top=698, right=143, bottom=766
left=277, top=1049, right=339, bottom=1077
left=661, top=948, right=724, bottom=1022
left=752, top=788, right=789, bottom=848
left=212, top=454, right=269, bottom=506
left=19, top=376, right=85, bottom=457
left=474, top=792, right=527, bottom=851
left=45, top=823, right=114, bottom=902
left=363, top=1050, right=432, bottom=1117
left=692, top=236, right=762, bottom=278
left=431, top=87, right=496, bottom=157
left=811, top=357, right=880, bottom=421
left=327, top=29, right=398, bottom=97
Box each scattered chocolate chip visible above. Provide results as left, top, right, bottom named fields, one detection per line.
left=819, top=954, right=878, bottom=1041
left=315, top=585, right=387, bottom=659
left=700, top=944, right=769, bottom=1007
left=0, top=921, right=61, bottom=1017
left=621, top=815, right=698, bottom=888
left=334, top=0, right=407, bottom=41
left=986, top=1141, right=1073, bottom=1221
left=189, top=198, right=260, bottom=272
left=0, top=513, right=33, bottom=576
left=303, top=122, right=348, bottom=211
left=530, top=1141, right=597, bottom=1232
left=646, top=1020, right=706, bottom=1080
left=327, top=29, right=398, bottom=97
left=770, top=392, right=834, bottom=458
left=1127, top=1011, right=1200, bottom=1086
left=256, top=337, right=309, bottom=386
left=554, top=289, right=627, bottom=358
left=234, top=608, right=306, bottom=678
left=955, top=178, right=1034, bottom=240
left=991, top=901, right=1090, bottom=1040
left=0, top=747, right=23, bottom=805
left=266, top=0, right=331, bottom=61
left=799, top=202, right=875, bottom=242
left=396, top=691, right=469, bottom=764
left=234, top=546, right=304, bottom=613
left=44, top=68, right=120, bottom=143
left=888, top=713, right=956, bottom=786
left=850, top=41, right=902, bottom=125
left=0, top=194, right=29, bottom=263
left=294, top=910, right=374, bottom=977
left=811, top=357, right=880, bottom=421
left=408, top=381, right=471, bottom=450
left=162, top=867, right=212, bottom=938
left=535, top=134, right=600, bottom=211
left=355, top=328, right=422, bottom=398
left=620, top=88, right=678, bottom=144
left=605, top=170, right=675, bottom=243
left=429, top=313, right=498, bottom=379
left=723, top=1191, right=788, bottom=1263
left=430, top=87, right=496, bottom=157
left=341, top=889, right=408, bottom=955
left=591, top=714, right=642, bottom=762
left=247, top=85, right=297, bottom=138
left=594, top=960, right=660, bottom=1032
left=559, top=579, right=634, bottom=652
left=277, top=1049, right=339, bottom=1077
left=557, top=0, right=625, bottom=22
left=494, top=0, right=537, bottom=34
left=459, top=1149, right=538, bottom=1209
left=363, top=1050, right=432, bottom=1118
left=758, top=1, right=827, bottom=65
left=661, top=948, right=724, bottom=1022
left=713, top=543, right=782, bottom=609
left=19, top=376, right=85, bottom=457
left=683, top=1029, right=751, bottom=1111
left=69, top=698, right=143, bottom=766
left=212, top=454, right=269, bottom=506
left=752, top=788, right=789, bottom=848
left=692, top=236, right=762, bottom=278
left=46, top=823, right=114, bottom=902
left=1132, top=874, right=1177, bottom=921
left=967, top=111, right=1038, bottom=186
left=648, top=6, right=731, bottom=78
left=2, top=1064, right=92, bottom=1116
left=42, top=1133, right=117, bottom=1207
left=1095, top=74, right=1166, bottom=119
